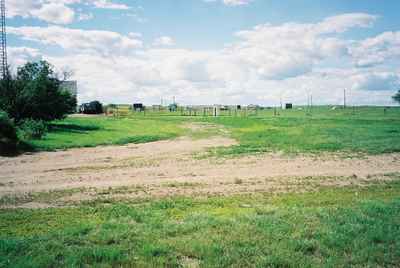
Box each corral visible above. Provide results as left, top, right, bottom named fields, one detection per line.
left=104, top=104, right=261, bottom=117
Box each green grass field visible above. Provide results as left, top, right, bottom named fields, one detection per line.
left=27, top=106, right=400, bottom=155
left=3, top=106, right=400, bottom=267
left=26, top=116, right=185, bottom=151
left=1, top=181, right=400, bottom=267
left=200, top=106, right=400, bottom=155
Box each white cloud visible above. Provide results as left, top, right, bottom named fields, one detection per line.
left=351, top=31, right=400, bottom=68
left=8, top=0, right=76, bottom=24
left=33, top=3, right=75, bottom=24
left=228, top=13, right=374, bottom=80
left=223, top=0, right=253, bottom=6
left=125, top=13, right=148, bottom=23
left=152, top=36, right=176, bottom=47
left=8, top=13, right=400, bottom=106
left=8, top=26, right=143, bottom=56
left=78, top=12, right=94, bottom=21
left=7, top=0, right=131, bottom=24
left=316, top=13, right=377, bottom=34
left=205, top=0, right=253, bottom=6
left=7, top=0, right=41, bottom=18
left=8, top=47, right=42, bottom=70
left=352, top=72, right=400, bottom=91
left=89, top=0, right=130, bottom=10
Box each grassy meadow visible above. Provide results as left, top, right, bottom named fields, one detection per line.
left=201, top=106, right=400, bottom=155
left=2, top=106, right=400, bottom=267
left=26, top=106, right=400, bottom=155
left=1, top=180, right=400, bottom=267
left=26, top=116, right=185, bottom=151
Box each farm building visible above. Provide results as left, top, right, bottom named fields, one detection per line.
left=133, top=103, right=145, bottom=111
left=285, top=103, right=293, bottom=109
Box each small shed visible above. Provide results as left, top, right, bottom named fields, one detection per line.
left=133, top=103, right=145, bottom=111
left=80, top=101, right=103, bottom=114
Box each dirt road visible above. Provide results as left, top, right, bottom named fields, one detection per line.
left=1, top=125, right=399, bottom=207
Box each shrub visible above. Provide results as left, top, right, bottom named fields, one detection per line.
left=0, top=110, right=18, bottom=153
left=0, top=61, right=77, bottom=123
left=18, top=119, right=48, bottom=140
left=393, top=90, right=400, bottom=104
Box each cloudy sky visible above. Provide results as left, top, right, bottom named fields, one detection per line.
left=7, top=0, right=400, bottom=106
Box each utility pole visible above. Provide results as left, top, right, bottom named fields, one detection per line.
left=343, top=89, right=347, bottom=108
left=0, top=0, right=7, bottom=79
left=306, top=92, right=313, bottom=115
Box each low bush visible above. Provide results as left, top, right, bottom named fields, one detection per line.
left=18, top=119, right=48, bottom=140
left=0, top=110, right=18, bottom=153
left=393, top=90, right=400, bottom=104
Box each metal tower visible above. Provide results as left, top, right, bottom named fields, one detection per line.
left=0, top=0, right=7, bottom=79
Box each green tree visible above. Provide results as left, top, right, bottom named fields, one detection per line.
left=393, top=90, right=400, bottom=104
left=0, top=61, right=77, bottom=123
left=0, top=110, right=18, bottom=153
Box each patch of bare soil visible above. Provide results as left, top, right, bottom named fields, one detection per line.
left=1, top=123, right=400, bottom=208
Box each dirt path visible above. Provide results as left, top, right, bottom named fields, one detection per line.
left=1, top=123, right=400, bottom=207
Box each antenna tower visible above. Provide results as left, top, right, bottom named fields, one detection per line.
left=0, top=0, right=7, bottom=79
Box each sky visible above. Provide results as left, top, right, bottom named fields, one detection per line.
left=6, top=0, right=400, bottom=106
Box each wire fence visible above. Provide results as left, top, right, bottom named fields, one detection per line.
left=102, top=104, right=400, bottom=119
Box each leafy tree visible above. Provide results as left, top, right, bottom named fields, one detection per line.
left=393, top=90, right=400, bottom=104
left=0, top=61, right=77, bottom=123
left=0, top=110, right=17, bottom=153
